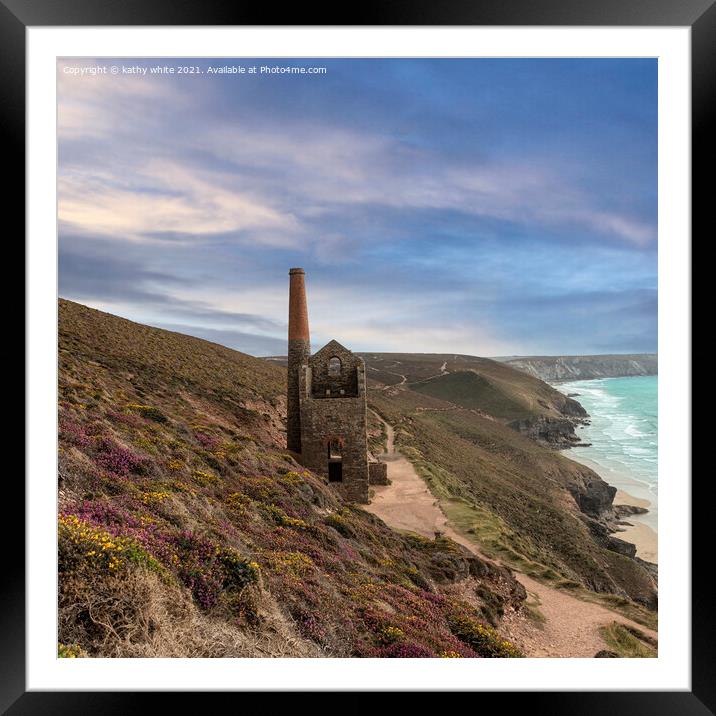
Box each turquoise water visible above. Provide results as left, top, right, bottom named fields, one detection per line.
left=558, top=375, right=657, bottom=527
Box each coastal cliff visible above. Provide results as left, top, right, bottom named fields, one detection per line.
left=500, top=354, right=657, bottom=382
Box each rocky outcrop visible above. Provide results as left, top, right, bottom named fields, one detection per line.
left=559, top=397, right=589, bottom=418
left=571, top=473, right=617, bottom=519
left=508, top=388, right=589, bottom=449
left=508, top=415, right=588, bottom=449
left=503, top=354, right=657, bottom=382
left=606, top=536, right=638, bottom=559
left=614, top=503, right=649, bottom=519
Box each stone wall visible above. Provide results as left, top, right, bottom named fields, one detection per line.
left=309, top=340, right=360, bottom=398
left=298, top=346, right=369, bottom=504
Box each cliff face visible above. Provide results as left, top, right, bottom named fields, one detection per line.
left=508, top=415, right=586, bottom=449
left=502, top=354, right=657, bottom=382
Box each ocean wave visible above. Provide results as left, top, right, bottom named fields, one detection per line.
left=562, top=376, right=658, bottom=501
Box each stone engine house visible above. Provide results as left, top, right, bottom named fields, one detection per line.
left=287, top=268, right=383, bottom=503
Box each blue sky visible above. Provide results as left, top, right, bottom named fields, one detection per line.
left=58, top=58, right=657, bottom=356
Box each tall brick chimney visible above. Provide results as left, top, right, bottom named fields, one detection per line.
left=287, top=268, right=310, bottom=452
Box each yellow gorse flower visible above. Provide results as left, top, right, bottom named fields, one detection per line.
left=59, top=514, right=156, bottom=574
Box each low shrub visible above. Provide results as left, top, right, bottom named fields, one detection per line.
left=192, top=469, right=219, bottom=486
left=447, top=614, right=522, bottom=657
left=259, top=503, right=308, bottom=530
left=172, top=532, right=258, bottom=610
left=95, top=439, right=148, bottom=476
left=374, top=642, right=435, bottom=658
left=58, top=643, right=85, bottom=658
left=377, top=625, right=405, bottom=645
left=598, top=622, right=656, bottom=658
left=58, top=514, right=162, bottom=575
left=325, top=511, right=356, bottom=538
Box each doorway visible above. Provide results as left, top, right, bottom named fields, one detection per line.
left=328, top=461, right=343, bottom=483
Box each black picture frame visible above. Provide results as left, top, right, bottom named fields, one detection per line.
left=8, top=0, right=707, bottom=711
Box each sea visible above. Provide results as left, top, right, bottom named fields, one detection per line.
left=556, top=375, right=658, bottom=531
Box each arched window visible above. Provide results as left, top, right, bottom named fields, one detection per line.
left=328, top=356, right=341, bottom=376
left=328, top=438, right=342, bottom=459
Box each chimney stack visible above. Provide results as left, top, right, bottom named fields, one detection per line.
left=287, top=268, right=310, bottom=452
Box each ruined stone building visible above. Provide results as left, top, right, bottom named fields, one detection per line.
left=286, top=268, right=386, bottom=503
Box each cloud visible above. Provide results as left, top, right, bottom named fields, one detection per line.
left=315, top=321, right=517, bottom=358
left=59, top=238, right=283, bottom=333
left=57, top=60, right=182, bottom=140
left=574, top=210, right=654, bottom=248
left=201, top=122, right=656, bottom=248
left=475, top=288, right=657, bottom=355
left=58, top=160, right=300, bottom=244
left=58, top=62, right=656, bottom=251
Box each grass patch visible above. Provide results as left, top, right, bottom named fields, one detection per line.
left=442, top=499, right=659, bottom=632
left=441, top=498, right=566, bottom=582
left=523, top=592, right=547, bottom=629
left=562, top=589, right=658, bottom=632
left=411, top=371, right=534, bottom=421
left=599, top=621, right=657, bottom=658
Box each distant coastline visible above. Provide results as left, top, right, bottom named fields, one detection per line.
left=496, top=354, right=657, bottom=383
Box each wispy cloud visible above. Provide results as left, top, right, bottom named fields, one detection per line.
left=58, top=60, right=182, bottom=140
left=59, top=236, right=284, bottom=334
left=59, top=160, right=300, bottom=243
left=197, top=122, right=656, bottom=248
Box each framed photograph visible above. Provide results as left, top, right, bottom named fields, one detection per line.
left=12, top=0, right=707, bottom=710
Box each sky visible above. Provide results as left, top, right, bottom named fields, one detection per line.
left=58, top=58, right=657, bottom=357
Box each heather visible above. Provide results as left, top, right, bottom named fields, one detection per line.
left=58, top=299, right=525, bottom=657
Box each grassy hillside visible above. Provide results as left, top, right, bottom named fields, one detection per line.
left=362, top=353, right=586, bottom=422
left=368, top=387, right=657, bottom=622
left=58, top=300, right=525, bottom=658
left=410, top=371, right=534, bottom=420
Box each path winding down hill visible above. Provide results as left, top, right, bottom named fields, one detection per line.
left=366, top=414, right=658, bottom=658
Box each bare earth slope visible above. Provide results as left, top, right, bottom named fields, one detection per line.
left=58, top=299, right=526, bottom=658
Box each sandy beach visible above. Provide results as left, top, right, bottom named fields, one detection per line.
left=566, top=451, right=658, bottom=564
left=613, top=490, right=658, bottom=563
